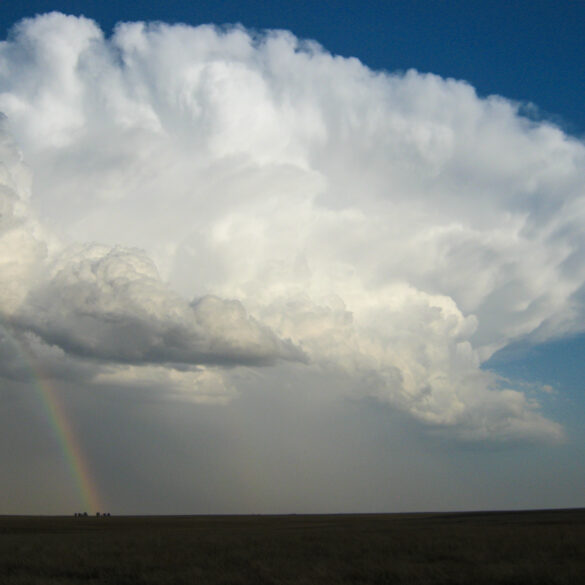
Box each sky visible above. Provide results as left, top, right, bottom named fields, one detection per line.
left=0, top=1, right=584, bottom=515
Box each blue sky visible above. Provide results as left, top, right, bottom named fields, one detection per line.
left=0, top=1, right=584, bottom=514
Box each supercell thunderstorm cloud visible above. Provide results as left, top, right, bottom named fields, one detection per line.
left=2, top=10, right=585, bottom=498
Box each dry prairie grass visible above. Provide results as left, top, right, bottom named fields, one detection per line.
left=1, top=509, right=584, bottom=584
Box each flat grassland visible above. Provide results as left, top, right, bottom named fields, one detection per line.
left=1, top=509, right=583, bottom=584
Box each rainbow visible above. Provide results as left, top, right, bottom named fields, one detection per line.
left=1, top=322, right=102, bottom=514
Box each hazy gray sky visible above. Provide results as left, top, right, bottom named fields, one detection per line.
left=1, top=12, right=584, bottom=514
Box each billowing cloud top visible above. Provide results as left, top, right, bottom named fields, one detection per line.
left=2, top=12, right=584, bottom=442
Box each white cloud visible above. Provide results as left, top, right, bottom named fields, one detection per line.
left=16, top=242, right=302, bottom=366
left=0, top=122, right=48, bottom=315
left=1, top=13, right=584, bottom=441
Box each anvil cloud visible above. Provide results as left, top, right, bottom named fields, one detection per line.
left=2, top=13, right=585, bottom=442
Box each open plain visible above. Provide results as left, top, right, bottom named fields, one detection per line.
left=1, top=509, right=584, bottom=584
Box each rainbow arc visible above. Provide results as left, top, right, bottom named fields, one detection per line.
left=1, top=323, right=102, bottom=514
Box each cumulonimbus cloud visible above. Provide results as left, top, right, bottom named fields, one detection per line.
left=1, top=12, right=584, bottom=441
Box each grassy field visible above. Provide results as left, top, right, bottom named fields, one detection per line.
left=1, top=509, right=584, bottom=584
